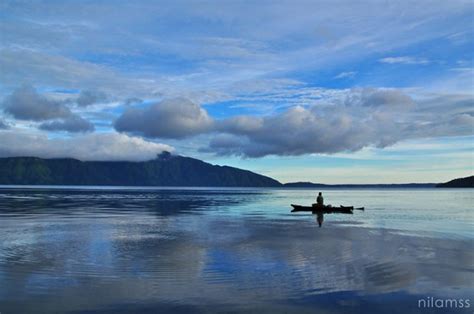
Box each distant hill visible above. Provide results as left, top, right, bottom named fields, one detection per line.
left=283, top=182, right=436, bottom=188
left=0, top=153, right=282, bottom=187
left=436, top=176, right=474, bottom=188
left=283, top=182, right=327, bottom=188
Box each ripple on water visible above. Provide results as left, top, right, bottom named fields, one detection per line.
left=0, top=188, right=473, bottom=313
left=363, top=261, right=416, bottom=292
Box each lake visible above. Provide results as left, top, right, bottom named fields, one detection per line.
left=0, top=187, right=473, bottom=313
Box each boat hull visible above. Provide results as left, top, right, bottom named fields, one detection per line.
left=291, top=204, right=354, bottom=214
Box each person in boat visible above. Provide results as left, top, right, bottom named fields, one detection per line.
left=316, top=192, right=324, bottom=207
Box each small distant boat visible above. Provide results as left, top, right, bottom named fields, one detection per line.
left=291, top=204, right=364, bottom=214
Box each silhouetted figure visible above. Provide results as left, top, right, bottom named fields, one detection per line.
left=316, top=212, right=324, bottom=227
left=316, top=192, right=324, bottom=207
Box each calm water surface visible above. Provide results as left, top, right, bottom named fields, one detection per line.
left=0, top=187, right=473, bottom=313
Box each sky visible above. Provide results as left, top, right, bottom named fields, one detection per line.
left=0, top=0, right=473, bottom=183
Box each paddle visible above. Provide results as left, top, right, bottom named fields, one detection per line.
left=340, top=205, right=365, bottom=211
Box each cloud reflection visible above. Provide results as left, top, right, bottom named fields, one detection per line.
left=0, top=188, right=472, bottom=313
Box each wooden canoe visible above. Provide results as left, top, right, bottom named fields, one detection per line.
left=291, top=204, right=354, bottom=214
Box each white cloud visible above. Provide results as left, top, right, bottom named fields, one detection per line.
left=1, top=86, right=96, bottom=133
left=334, top=71, right=356, bottom=79
left=1, top=1, right=470, bottom=103
left=2, top=85, right=72, bottom=121
left=379, top=56, right=430, bottom=65
left=0, top=48, right=160, bottom=100
left=115, top=98, right=213, bottom=139
left=0, top=131, right=173, bottom=161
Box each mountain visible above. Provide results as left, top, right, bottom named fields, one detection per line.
left=436, top=176, right=474, bottom=188
left=283, top=182, right=436, bottom=188
left=0, top=153, right=282, bottom=187
left=1, top=154, right=465, bottom=188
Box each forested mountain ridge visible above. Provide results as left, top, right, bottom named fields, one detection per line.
left=0, top=154, right=282, bottom=187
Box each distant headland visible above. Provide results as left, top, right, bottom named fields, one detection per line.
left=0, top=153, right=471, bottom=188
left=436, top=176, right=474, bottom=188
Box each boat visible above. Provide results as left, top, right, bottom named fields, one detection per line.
left=290, top=204, right=359, bottom=214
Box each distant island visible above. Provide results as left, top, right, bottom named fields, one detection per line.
left=0, top=153, right=471, bottom=188
left=282, top=182, right=437, bottom=188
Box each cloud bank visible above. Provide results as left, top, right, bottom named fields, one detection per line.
left=114, top=90, right=473, bottom=157
left=1, top=86, right=95, bottom=133
left=0, top=131, right=173, bottom=161
left=211, top=90, right=473, bottom=157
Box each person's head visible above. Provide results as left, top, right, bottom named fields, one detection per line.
left=319, top=192, right=322, bottom=196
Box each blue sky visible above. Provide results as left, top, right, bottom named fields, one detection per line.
left=0, top=0, right=473, bottom=183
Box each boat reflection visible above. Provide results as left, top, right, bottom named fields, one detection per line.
left=316, top=211, right=324, bottom=227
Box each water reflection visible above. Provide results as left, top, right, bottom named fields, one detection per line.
left=316, top=212, right=324, bottom=227
left=0, top=188, right=265, bottom=218
left=0, top=188, right=472, bottom=313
